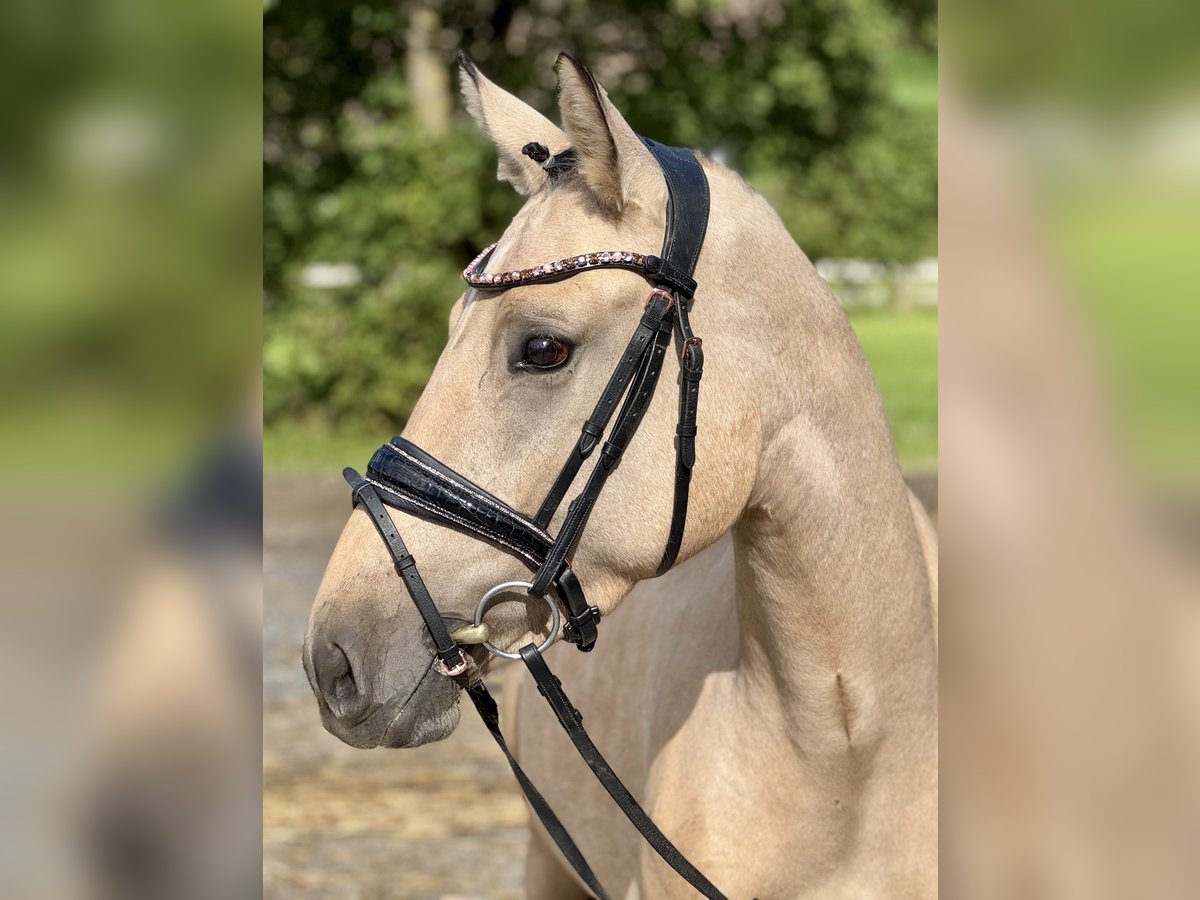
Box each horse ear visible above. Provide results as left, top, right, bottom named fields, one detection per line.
left=555, top=53, right=661, bottom=214
left=457, top=52, right=568, bottom=196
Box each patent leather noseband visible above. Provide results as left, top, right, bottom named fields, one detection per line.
left=342, top=139, right=727, bottom=899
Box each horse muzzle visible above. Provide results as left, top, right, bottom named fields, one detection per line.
left=302, top=617, right=462, bottom=749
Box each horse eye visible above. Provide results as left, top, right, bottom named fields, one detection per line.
left=522, top=335, right=571, bottom=369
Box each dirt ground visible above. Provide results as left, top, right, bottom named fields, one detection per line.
left=263, top=470, right=939, bottom=898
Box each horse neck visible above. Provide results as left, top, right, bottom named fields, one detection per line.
left=703, top=186, right=937, bottom=755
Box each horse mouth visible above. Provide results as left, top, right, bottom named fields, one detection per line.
left=313, top=658, right=463, bottom=750
left=379, top=664, right=462, bottom=749
left=375, top=639, right=496, bottom=748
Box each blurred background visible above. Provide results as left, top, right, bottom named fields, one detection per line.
left=263, top=0, right=939, bottom=469
left=0, top=0, right=260, bottom=896
left=0, top=0, right=1194, bottom=893
left=263, top=1, right=937, bottom=896
left=940, top=0, right=1200, bottom=897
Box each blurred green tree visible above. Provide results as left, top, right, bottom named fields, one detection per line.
left=264, top=0, right=935, bottom=430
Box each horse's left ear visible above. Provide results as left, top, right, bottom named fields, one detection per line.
left=555, top=54, right=662, bottom=215
left=458, top=52, right=568, bottom=196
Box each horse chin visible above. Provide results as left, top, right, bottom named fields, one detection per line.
left=316, top=665, right=462, bottom=750
left=381, top=674, right=462, bottom=749
left=383, top=694, right=461, bottom=748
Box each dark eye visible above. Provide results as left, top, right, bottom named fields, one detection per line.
left=521, top=335, right=571, bottom=369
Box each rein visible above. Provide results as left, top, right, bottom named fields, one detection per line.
left=343, top=139, right=726, bottom=899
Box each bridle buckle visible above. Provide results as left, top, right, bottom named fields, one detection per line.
left=436, top=649, right=469, bottom=677
left=562, top=605, right=602, bottom=648
left=646, top=288, right=674, bottom=310
left=681, top=335, right=703, bottom=360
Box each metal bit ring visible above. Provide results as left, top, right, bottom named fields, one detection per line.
left=473, top=580, right=560, bottom=660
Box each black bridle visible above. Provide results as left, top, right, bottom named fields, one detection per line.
left=342, top=139, right=727, bottom=899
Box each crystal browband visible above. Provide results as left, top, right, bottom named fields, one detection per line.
left=462, top=241, right=697, bottom=298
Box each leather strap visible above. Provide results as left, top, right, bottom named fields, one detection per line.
left=344, top=468, right=465, bottom=672
left=467, top=683, right=609, bottom=899
left=364, top=442, right=600, bottom=651
left=534, top=297, right=673, bottom=530
left=344, top=469, right=727, bottom=896
left=529, top=293, right=674, bottom=599
left=642, top=139, right=710, bottom=280
left=369, top=438, right=553, bottom=569
left=642, top=139, right=709, bottom=577
left=519, top=645, right=728, bottom=900
left=657, top=291, right=705, bottom=575
left=470, top=248, right=697, bottom=298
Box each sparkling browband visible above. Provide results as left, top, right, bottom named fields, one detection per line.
left=463, top=241, right=654, bottom=290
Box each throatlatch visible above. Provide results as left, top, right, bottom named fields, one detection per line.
left=344, top=138, right=725, bottom=899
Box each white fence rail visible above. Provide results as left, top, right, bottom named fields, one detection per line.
left=297, top=257, right=939, bottom=309
left=815, top=257, right=938, bottom=309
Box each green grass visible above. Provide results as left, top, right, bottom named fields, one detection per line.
left=850, top=308, right=939, bottom=468
left=265, top=307, right=939, bottom=471
left=1050, top=191, right=1200, bottom=480
left=264, top=421, right=383, bottom=471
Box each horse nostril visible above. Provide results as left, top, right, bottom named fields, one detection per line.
left=312, top=642, right=365, bottom=721
left=332, top=671, right=357, bottom=706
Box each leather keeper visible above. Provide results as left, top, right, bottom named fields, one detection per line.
left=642, top=255, right=697, bottom=298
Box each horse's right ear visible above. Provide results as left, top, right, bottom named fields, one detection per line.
left=555, top=53, right=661, bottom=215
left=457, top=53, right=568, bottom=196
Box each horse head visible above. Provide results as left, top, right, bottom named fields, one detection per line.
left=304, top=55, right=773, bottom=749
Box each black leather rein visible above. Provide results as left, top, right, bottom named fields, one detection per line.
left=342, top=139, right=726, bottom=899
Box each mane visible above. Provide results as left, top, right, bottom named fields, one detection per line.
left=524, top=138, right=762, bottom=229
left=521, top=141, right=580, bottom=179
